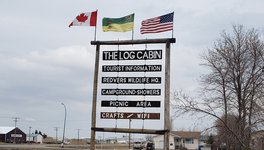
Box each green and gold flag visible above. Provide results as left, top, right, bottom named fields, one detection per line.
left=102, top=14, right=134, bottom=32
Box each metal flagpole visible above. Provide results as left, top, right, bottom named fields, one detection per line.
left=132, top=28, right=134, bottom=40
left=94, top=10, right=98, bottom=41
left=172, top=27, right=174, bottom=38
left=94, top=25, right=97, bottom=41
left=172, top=12, right=174, bottom=38
left=132, top=13, right=135, bottom=41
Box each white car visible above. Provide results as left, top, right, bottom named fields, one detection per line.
left=133, top=141, right=143, bottom=150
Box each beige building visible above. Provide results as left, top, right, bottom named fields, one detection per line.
left=153, top=131, right=201, bottom=150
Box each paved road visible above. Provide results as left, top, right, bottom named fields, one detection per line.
left=0, top=144, right=132, bottom=150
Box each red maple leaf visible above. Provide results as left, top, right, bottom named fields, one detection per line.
left=76, top=13, right=88, bottom=23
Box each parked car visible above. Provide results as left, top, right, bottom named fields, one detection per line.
left=146, top=142, right=155, bottom=150
left=133, top=141, right=143, bottom=149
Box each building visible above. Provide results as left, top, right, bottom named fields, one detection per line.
left=153, top=131, right=201, bottom=150
left=0, top=127, right=26, bottom=143
left=199, top=135, right=211, bottom=150
left=251, top=130, right=264, bottom=150
left=27, top=133, right=43, bottom=144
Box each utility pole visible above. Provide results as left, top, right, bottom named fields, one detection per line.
left=12, top=117, right=20, bottom=144
left=28, top=126, right=32, bottom=144
left=54, top=127, right=59, bottom=144
left=77, top=129, right=80, bottom=144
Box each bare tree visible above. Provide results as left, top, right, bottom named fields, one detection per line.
left=145, top=135, right=153, bottom=142
left=214, top=114, right=241, bottom=149
left=172, top=25, right=264, bottom=150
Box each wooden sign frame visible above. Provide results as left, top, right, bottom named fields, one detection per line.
left=90, top=38, right=175, bottom=150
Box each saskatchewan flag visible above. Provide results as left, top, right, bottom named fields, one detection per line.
left=102, top=14, right=134, bottom=32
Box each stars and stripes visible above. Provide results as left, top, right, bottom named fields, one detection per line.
left=140, top=12, right=174, bottom=34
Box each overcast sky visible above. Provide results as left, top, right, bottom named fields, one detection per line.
left=1, top=0, right=264, bottom=140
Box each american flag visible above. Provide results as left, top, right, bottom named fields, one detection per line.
left=140, top=12, right=174, bottom=34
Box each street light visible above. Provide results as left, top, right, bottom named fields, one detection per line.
left=61, top=103, right=67, bottom=148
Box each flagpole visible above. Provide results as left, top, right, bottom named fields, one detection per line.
left=94, top=27, right=97, bottom=41
left=172, top=26, right=174, bottom=38
left=172, top=12, right=174, bottom=38
left=132, top=13, right=135, bottom=41
left=94, top=10, right=98, bottom=41
left=132, top=29, right=134, bottom=41
left=94, top=26, right=97, bottom=41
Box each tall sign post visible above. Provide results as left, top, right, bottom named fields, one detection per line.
left=90, top=38, right=175, bottom=150
left=90, top=44, right=100, bottom=150
left=164, top=41, right=171, bottom=150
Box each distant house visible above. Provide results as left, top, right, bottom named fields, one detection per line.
left=0, top=127, right=26, bottom=143
left=251, top=130, right=264, bottom=150
left=27, top=133, right=43, bottom=144
left=105, top=137, right=117, bottom=144
left=199, top=135, right=212, bottom=150
left=153, top=131, right=201, bottom=150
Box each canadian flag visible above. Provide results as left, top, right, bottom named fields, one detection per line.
left=69, top=11, right=97, bottom=27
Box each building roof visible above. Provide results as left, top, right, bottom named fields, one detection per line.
left=252, top=130, right=264, bottom=138
left=0, top=127, right=15, bottom=134
left=27, top=133, right=42, bottom=137
left=171, top=131, right=201, bottom=139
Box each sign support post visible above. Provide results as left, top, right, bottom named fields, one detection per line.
left=164, top=41, right=171, bottom=150
left=90, top=44, right=100, bottom=150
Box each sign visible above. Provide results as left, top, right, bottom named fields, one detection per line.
left=102, top=65, right=162, bottom=72
left=101, top=112, right=160, bottom=119
left=101, top=89, right=161, bottom=96
left=103, top=50, right=162, bottom=60
left=101, top=100, right=160, bottom=107
left=11, top=134, right=22, bottom=138
left=102, top=77, right=161, bottom=84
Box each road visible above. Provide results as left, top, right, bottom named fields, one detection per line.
left=0, top=143, right=132, bottom=150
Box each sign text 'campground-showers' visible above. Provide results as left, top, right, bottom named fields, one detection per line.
left=101, top=89, right=161, bottom=96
